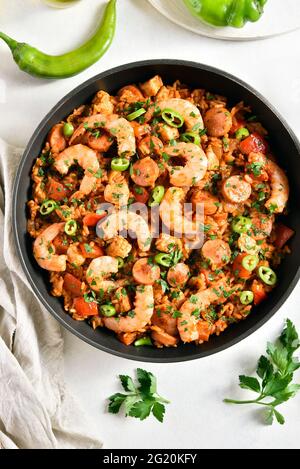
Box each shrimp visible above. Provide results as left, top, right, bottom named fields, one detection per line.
left=163, top=142, right=208, bottom=187
left=103, top=285, right=154, bottom=333
left=151, top=326, right=178, bottom=347
left=67, top=245, right=86, bottom=267
left=53, top=144, right=100, bottom=196
left=47, top=123, right=66, bottom=153
left=86, top=256, right=118, bottom=292
left=98, top=211, right=152, bottom=252
left=158, top=98, right=204, bottom=131
left=33, top=222, right=67, bottom=272
left=69, top=114, right=136, bottom=157
left=159, top=187, right=204, bottom=248
left=248, top=152, right=289, bottom=213
left=104, top=171, right=130, bottom=207
left=178, top=279, right=230, bottom=343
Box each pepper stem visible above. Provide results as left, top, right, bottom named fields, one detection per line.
left=0, top=32, right=18, bottom=52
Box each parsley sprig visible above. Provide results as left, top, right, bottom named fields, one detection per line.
left=224, top=319, right=300, bottom=425
left=108, top=369, right=170, bottom=422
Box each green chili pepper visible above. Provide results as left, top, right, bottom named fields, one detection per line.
left=63, top=123, right=74, bottom=137
left=235, top=127, right=250, bottom=141
left=40, top=199, right=57, bottom=216
left=180, top=132, right=201, bottom=146
left=127, top=108, right=146, bottom=121
left=232, top=216, right=252, bottom=234
left=149, top=186, right=165, bottom=207
left=240, top=291, right=254, bottom=305
left=111, top=157, right=130, bottom=172
left=154, top=253, right=172, bottom=267
left=0, top=0, right=116, bottom=78
left=161, top=108, right=184, bottom=128
left=100, top=304, right=116, bottom=317
left=183, top=0, right=267, bottom=28
left=64, top=219, right=77, bottom=236
left=242, top=254, right=259, bottom=272
left=134, top=337, right=153, bottom=347
left=258, top=266, right=277, bottom=286
left=116, top=257, right=124, bottom=269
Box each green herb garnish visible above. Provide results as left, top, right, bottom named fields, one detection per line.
left=224, top=319, right=300, bottom=425
left=108, top=369, right=170, bottom=423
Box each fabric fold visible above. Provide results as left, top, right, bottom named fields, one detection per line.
left=0, top=139, right=102, bottom=449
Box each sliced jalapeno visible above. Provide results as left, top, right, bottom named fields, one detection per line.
left=235, top=127, right=250, bottom=141
left=240, top=290, right=254, bottom=305
left=154, top=253, right=172, bottom=267
left=242, top=254, right=259, bottom=272
left=258, top=266, right=277, bottom=286
left=180, top=132, right=201, bottom=145
left=116, top=257, right=124, bottom=269
left=40, top=199, right=57, bottom=216
left=100, top=304, right=116, bottom=317
left=127, top=108, right=146, bottom=121
left=148, top=185, right=165, bottom=207
left=232, top=216, right=252, bottom=234
left=134, top=337, right=153, bottom=347
left=111, top=157, right=130, bottom=172
left=64, top=219, right=77, bottom=236
left=161, top=108, right=184, bottom=128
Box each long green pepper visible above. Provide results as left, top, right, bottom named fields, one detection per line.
left=0, top=0, right=116, bottom=79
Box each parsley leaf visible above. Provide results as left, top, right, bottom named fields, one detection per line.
left=107, top=369, right=170, bottom=422
left=224, top=319, right=300, bottom=425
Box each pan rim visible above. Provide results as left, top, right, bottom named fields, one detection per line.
left=12, top=59, right=300, bottom=363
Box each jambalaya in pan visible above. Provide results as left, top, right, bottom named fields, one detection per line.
left=27, top=75, right=294, bottom=348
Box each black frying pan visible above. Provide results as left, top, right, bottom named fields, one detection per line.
left=12, top=60, right=300, bottom=363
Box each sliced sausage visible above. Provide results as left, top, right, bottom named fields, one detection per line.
left=222, top=176, right=251, bottom=204
left=132, top=258, right=160, bottom=285
left=167, top=263, right=190, bottom=288
left=130, top=157, right=160, bottom=187
left=250, top=211, right=273, bottom=240
left=191, top=189, right=219, bottom=215
left=201, top=239, right=231, bottom=269
left=138, top=135, right=163, bottom=157
left=204, top=107, right=232, bottom=137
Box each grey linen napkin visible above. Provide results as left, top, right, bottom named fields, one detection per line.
left=0, top=139, right=103, bottom=449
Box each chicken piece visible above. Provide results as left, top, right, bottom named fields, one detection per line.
left=140, top=75, right=163, bottom=97
left=106, top=236, right=132, bottom=259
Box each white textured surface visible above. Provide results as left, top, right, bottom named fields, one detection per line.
left=148, top=0, right=300, bottom=40
left=0, top=0, right=300, bottom=450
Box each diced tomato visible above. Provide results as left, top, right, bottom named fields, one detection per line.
left=73, top=297, right=98, bottom=317
left=63, top=273, right=83, bottom=297
left=83, top=212, right=106, bottom=227
left=53, top=235, right=69, bottom=254
left=274, top=223, right=295, bottom=249
left=251, top=280, right=267, bottom=305
left=132, top=185, right=149, bottom=204
left=230, top=117, right=246, bottom=134
left=239, top=133, right=268, bottom=155
left=46, top=177, right=70, bottom=202
left=80, top=243, right=104, bottom=259
left=232, top=253, right=252, bottom=280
